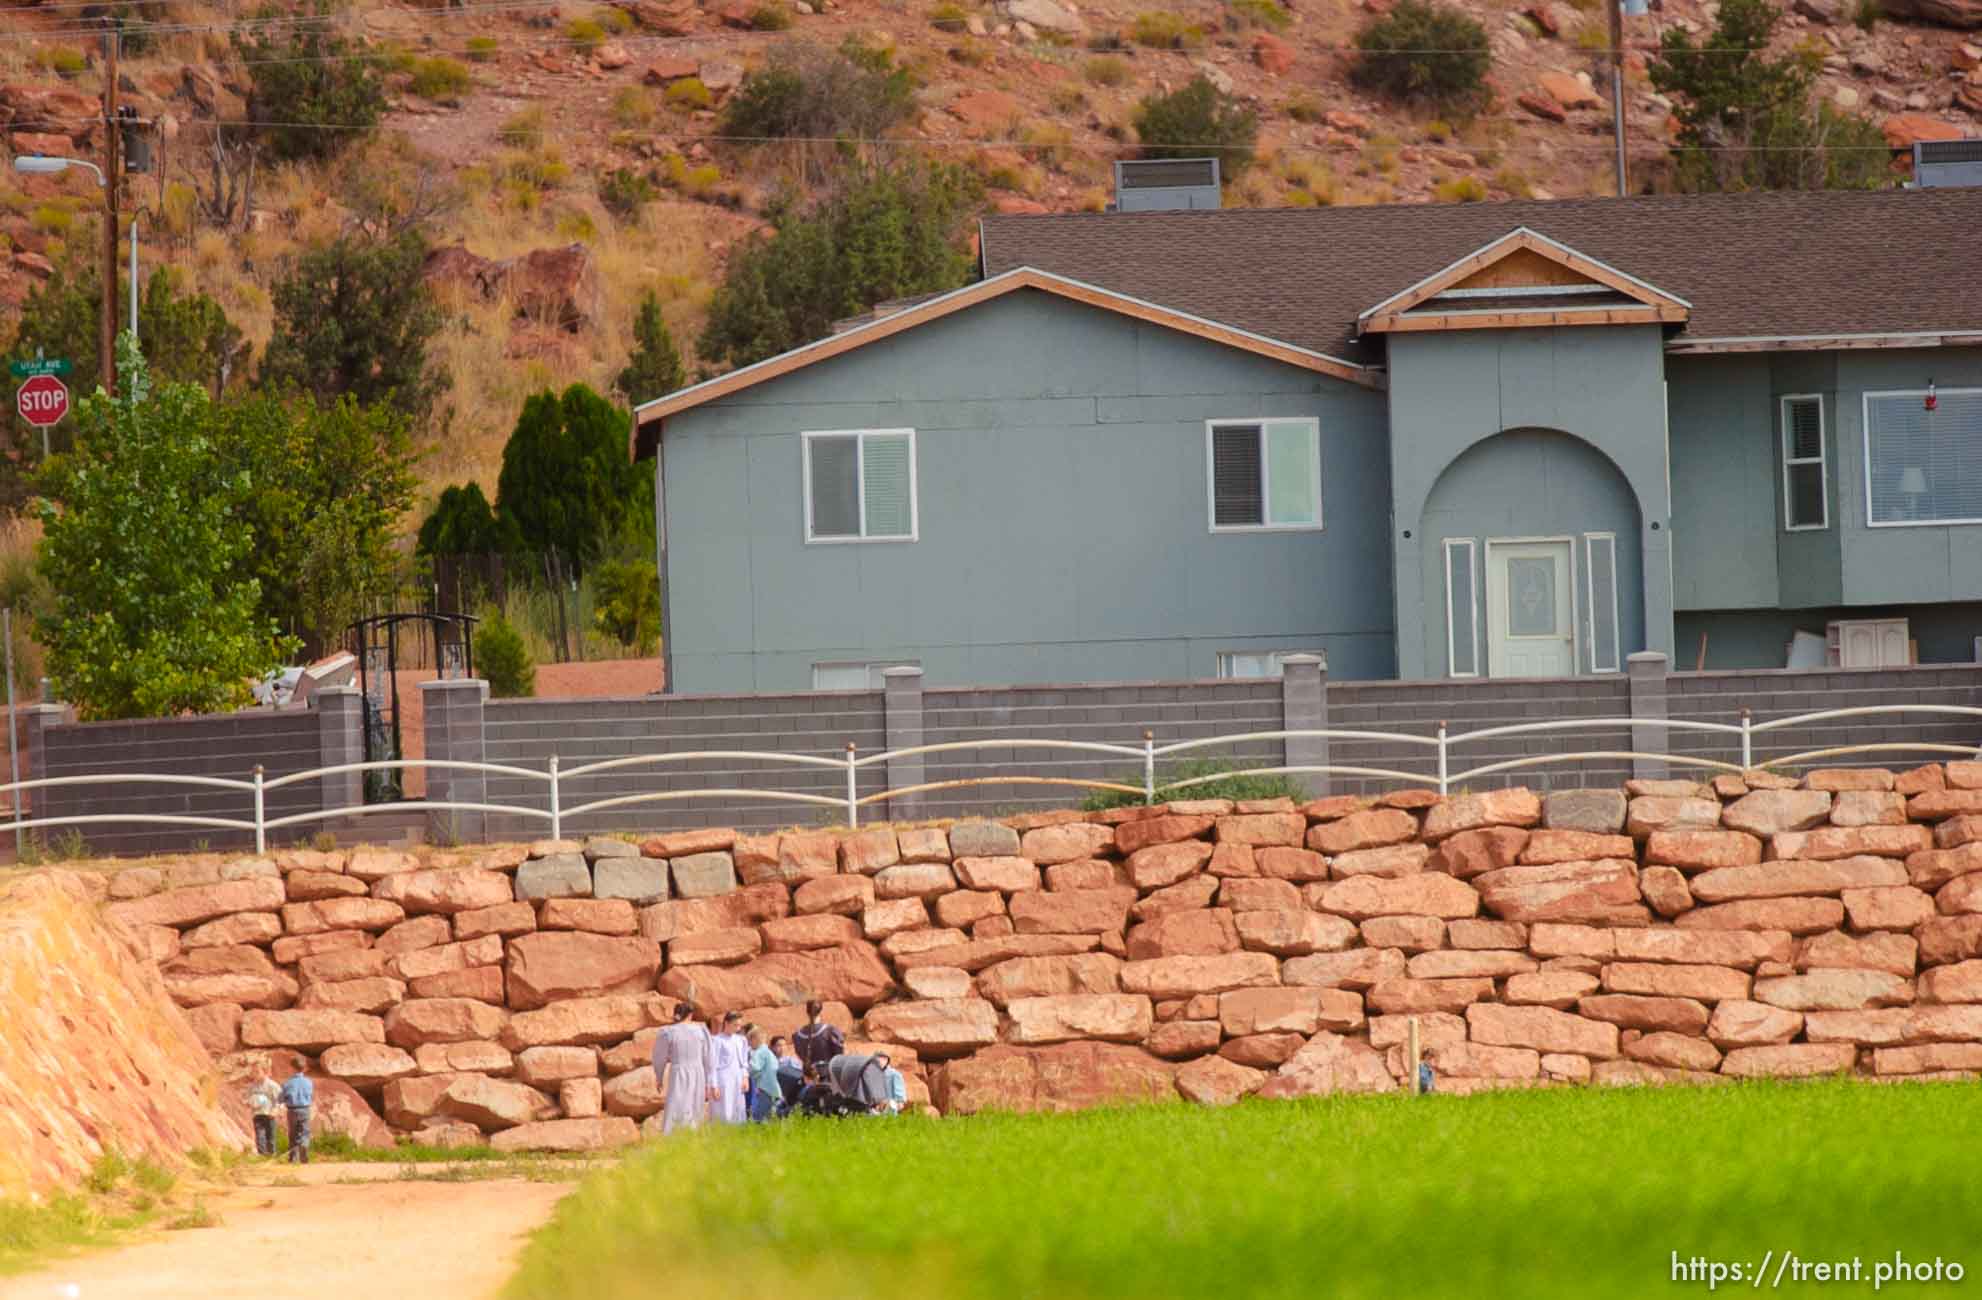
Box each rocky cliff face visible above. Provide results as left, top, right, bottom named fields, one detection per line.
left=0, top=870, right=249, bottom=1200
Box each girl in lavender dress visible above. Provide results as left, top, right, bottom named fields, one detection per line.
left=652, top=1002, right=717, bottom=1135
left=709, top=1011, right=751, bottom=1125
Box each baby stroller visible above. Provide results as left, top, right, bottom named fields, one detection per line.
left=810, top=1052, right=889, bottom=1117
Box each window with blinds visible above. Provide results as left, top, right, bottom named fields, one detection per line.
left=1444, top=538, right=1477, bottom=678
left=1207, top=419, right=1322, bottom=530
left=1584, top=532, right=1619, bottom=673
left=804, top=429, right=917, bottom=542
left=1780, top=395, right=1827, bottom=531
left=1865, top=389, right=1982, bottom=526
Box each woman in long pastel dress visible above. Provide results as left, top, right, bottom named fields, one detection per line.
left=652, top=1003, right=716, bottom=1135
left=709, top=1011, right=751, bottom=1125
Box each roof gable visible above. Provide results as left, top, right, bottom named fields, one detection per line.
left=631, top=267, right=1380, bottom=456
left=1357, top=227, right=1691, bottom=335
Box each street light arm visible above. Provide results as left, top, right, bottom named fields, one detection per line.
left=11, top=155, right=105, bottom=188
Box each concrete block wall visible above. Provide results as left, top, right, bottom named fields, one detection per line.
left=476, top=691, right=888, bottom=837
left=30, top=691, right=363, bottom=856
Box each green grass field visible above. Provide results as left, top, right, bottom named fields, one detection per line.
left=505, top=1079, right=1980, bottom=1300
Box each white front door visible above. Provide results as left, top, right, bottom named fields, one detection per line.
left=1486, top=540, right=1575, bottom=677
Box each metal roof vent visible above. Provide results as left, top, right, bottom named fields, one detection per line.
left=1113, top=157, right=1222, bottom=212
left=1913, top=139, right=1982, bottom=188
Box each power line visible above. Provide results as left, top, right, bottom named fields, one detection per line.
left=20, top=109, right=1920, bottom=153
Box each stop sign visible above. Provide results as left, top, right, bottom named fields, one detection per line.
left=16, top=374, right=69, bottom=429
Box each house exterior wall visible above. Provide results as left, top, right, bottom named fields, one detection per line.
left=1384, top=326, right=1675, bottom=679
left=658, top=289, right=1393, bottom=693
left=1668, top=345, right=1982, bottom=669
left=1667, top=354, right=1783, bottom=612
left=1833, top=347, right=1982, bottom=607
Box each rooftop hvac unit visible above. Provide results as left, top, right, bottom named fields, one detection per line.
left=1913, top=139, right=1982, bottom=189
left=1113, top=158, right=1222, bottom=212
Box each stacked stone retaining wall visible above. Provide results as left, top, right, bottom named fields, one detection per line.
left=90, top=759, right=1982, bottom=1149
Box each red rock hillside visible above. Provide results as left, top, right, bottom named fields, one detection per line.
left=0, top=870, right=249, bottom=1199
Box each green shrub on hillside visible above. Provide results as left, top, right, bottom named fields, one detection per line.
left=409, top=56, right=472, bottom=100
left=699, top=160, right=980, bottom=371
left=233, top=3, right=386, bottom=162
left=1351, top=0, right=1491, bottom=113
left=1133, top=75, right=1259, bottom=179
left=1227, top=0, right=1290, bottom=29
left=1132, top=10, right=1204, bottom=47
left=721, top=38, right=916, bottom=142
left=1649, top=0, right=1888, bottom=191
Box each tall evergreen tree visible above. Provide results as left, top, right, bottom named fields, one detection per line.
left=494, top=384, right=639, bottom=579
left=615, top=292, right=687, bottom=408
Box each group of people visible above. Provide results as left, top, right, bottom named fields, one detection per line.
left=652, top=999, right=908, bottom=1133
left=245, top=1054, right=319, bottom=1163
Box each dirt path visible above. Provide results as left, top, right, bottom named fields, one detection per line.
left=0, top=1169, right=571, bottom=1300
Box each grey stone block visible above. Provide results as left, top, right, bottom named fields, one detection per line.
left=947, top=820, right=1019, bottom=857
left=1542, top=788, right=1628, bottom=834
left=670, top=851, right=737, bottom=898
left=584, top=836, right=641, bottom=862
left=594, top=856, right=670, bottom=905
left=515, top=853, right=593, bottom=900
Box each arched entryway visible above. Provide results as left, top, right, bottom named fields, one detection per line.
left=1420, top=428, right=1644, bottom=678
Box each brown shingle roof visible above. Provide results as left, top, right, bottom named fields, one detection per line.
left=978, top=188, right=1982, bottom=365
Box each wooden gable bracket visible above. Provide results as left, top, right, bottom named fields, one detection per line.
left=1356, top=228, right=1692, bottom=336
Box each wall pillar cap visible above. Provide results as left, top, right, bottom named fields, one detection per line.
left=1626, top=651, right=1668, bottom=666
left=1280, top=653, right=1327, bottom=668
left=881, top=666, right=925, bottom=680
left=419, top=676, right=490, bottom=691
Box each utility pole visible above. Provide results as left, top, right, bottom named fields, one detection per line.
left=1609, top=0, right=1627, bottom=197
left=100, top=21, right=121, bottom=394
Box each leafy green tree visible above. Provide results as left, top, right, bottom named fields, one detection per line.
left=615, top=292, right=688, bottom=407
left=591, top=558, right=661, bottom=655
left=1649, top=0, right=1888, bottom=191
left=35, top=336, right=294, bottom=720
left=495, top=384, right=641, bottom=579
left=3, top=266, right=244, bottom=486
left=474, top=608, right=536, bottom=698
left=214, top=393, right=420, bottom=656
left=260, top=233, right=447, bottom=427
left=1351, top=0, right=1491, bottom=113
left=233, top=3, right=386, bottom=163
left=417, top=482, right=522, bottom=557
left=699, top=161, right=981, bottom=371
left=1132, top=76, right=1260, bottom=180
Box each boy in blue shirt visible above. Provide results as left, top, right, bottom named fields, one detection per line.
left=747, top=1028, right=781, bottom=1122
left=279, top=1057, right=316, bottom=1164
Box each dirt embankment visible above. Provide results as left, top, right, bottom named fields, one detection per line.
left=0, top=870, right=249, bottom=1200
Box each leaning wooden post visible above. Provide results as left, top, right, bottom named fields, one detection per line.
left=1407, top=1015, right=1422, bottom=1096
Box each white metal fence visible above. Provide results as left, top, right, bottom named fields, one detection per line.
left=8, top=704, right=1982, bottom=854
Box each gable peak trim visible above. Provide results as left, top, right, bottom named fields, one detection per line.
left=1356, top=226, right=1692, bottom=336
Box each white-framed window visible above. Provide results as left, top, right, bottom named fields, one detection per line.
left=1206, top=418, right=1323, bottom=532
left=1780, top=395, right=1828, bottom=531
left=1216, top=650, right=1316, bottom=679
left=1583, top=532, right=1620, bottom=674
left=811, top=661, right=916, bottom=691
left=803, top=429, right=917, bottom=543
left=1864, top=387, right=1982, bottom=527
left=1443, top=538, right=1478, bottom=678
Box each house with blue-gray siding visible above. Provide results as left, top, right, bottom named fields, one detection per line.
left=632, top=187, right=1982, bottom=693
